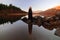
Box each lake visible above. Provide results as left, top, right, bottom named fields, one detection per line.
left=0, top=20, right=60, bottom=40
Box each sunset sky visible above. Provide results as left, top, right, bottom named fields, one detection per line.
left=0, top=0, right=60, bottom=11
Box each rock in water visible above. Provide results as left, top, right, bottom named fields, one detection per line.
left=55, top=28, right=60, bottom=37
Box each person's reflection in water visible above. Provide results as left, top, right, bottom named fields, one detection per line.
left=28, top=21, right=33, bottom=40
left=28, top=21, right=32, bottom=35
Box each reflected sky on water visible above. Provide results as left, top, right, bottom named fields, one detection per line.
left=0, top=20, right=60, bottom=40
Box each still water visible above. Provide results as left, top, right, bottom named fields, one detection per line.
left=0, top=20, right=60, bottom=40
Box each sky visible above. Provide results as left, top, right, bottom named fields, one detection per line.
left=0, top=0, right=60, bottom=11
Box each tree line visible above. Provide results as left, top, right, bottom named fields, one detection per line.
left=0, top=4, right=27, bottom=14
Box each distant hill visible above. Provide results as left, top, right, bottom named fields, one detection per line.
left=0, top=4, right=27, bottom=14
left=38, top=6, right=60, bottom=17
left=33, top=10, right=42, bottom=13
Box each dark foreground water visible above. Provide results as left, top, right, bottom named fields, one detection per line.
left=0, top=20, right=60, bottom=40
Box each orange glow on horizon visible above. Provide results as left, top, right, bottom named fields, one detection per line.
left=55, top=6, right=60, bottom=9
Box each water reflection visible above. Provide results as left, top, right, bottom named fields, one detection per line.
left=0, top=15, right=21, bottom=24
left=21, top=16, right=43, bottom=39
left=0, top=16, right=60, bottom=40
left=21, top=15, right=60, bottom=37
left=0, top=14, right=60, bottom=39
left=21, top=16, right=43, bottom=27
